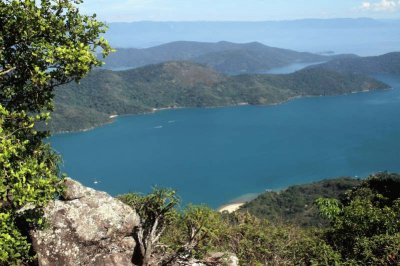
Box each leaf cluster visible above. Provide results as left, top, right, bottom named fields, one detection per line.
left=0, top=106, right=60, bottom=264
left=317, top=172, right=400, bottom=265
left=119, top=189, right=179, bottom=236
left=0, top=0, right=112, bottom=113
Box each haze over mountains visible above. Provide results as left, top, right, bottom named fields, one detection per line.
left=102, top=41, right=334, bottom=74
left=105, top=18, right=400, bottom=55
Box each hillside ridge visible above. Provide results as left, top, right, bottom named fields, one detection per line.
left=51, top=61, right=388, bottom=132
left=101, top=40, right=332, bottom=74
left=307, top=52, right=400, bottom=75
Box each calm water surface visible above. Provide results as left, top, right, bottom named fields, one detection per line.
left=50, top=74, right=400, bottom=208
left=264, top=61, right=325, bottom=74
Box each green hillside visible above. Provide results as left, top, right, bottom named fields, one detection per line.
left=122, top=172, right=400, bottom=265
left=101, top=41, right=329, bottom=74
left=51, top=61, right=388, bottom=132
left=193, top=43, right=329, bottom=74
left=239, top=177, right=362, bottom=226
left=308, top=52, right=400, bottom=75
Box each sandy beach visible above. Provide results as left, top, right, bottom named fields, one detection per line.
left=218, top=203, right=245, bottom=213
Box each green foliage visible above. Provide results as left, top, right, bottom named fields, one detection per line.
left=0, top=106, right=60, bottom=264
left=229, top=174, right=400, bottom=265
left=0, top=212, right=31, bottom=265
left=240, top=178, right=361, bottom=226
left=118, top=189, right=179, bottom=265
left=52, top=62, right=388, bottom=132
left=215, top=213, right=340, bottom=265
left=162, top=205, right=226, bottom=262
left=0, top=0, right=111, bottom=263
left=0, top=0, right=112, bottom=113
left=163, top=210, right=342, bottom=265
left=118, top=188, right=179, bottom=234
left=317, top=172, right=400, bottom=265
left=0, top=107, right=59, bottom=209
left=222, top=213, right=284, bottom=264
left=315, top=198, right=341, bottom=220
left=311, top=52, right=400, bottom=75
left=182, top=205, right=224, bottom=256
left=120, top=174, right=400, bottom=265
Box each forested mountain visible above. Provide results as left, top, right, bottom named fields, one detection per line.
left=239, top=178, right=361, bottom=226
left=308, top=52, right=400, bottom=75
left=101, top=41, right=331, bottom=74
left=51, top=61, right=388, bottom=132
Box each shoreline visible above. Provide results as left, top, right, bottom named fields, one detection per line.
left=218, top=202, right=246, bottom=213
left=217, top=192, right=262, bottom=213
left=51, top=102, right=250, bottom=135
left=51, top=85, right=390, bottom=135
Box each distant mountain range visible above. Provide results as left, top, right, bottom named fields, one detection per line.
left=102, top=41, right=337, bottom=74
left=105, top=18, right=400, bottom=55
left=51, top=61, right=388, bottom=132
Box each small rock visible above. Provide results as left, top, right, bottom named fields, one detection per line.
left=224, top=253, right=239, bottom=266
left=61, top=178, right=87, bottom=200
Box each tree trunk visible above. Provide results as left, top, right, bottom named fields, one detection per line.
left=142, top=245, right=153, bottom=266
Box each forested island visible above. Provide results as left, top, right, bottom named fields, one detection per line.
left=51, top=61, right=388, bottom=132
left=100, top=40, right=344, bottom=74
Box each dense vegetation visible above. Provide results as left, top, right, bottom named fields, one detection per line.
left=2, top=2, right=399, bottom=265
left=0, top=0, right=111, bottom=264
left=308, top=52, right=400, bottom=75
left=101, top=41, right=329, bottom=74
left=120, top=172, right=400, bottom=265
left=240, top=178, right=361, bottom=226
left=316, top=172, right=400, bottom=265
left=51, top=61, right=388, bottom=132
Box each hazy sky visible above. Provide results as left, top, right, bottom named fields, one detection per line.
left=80, top=0, right=400, bottom=22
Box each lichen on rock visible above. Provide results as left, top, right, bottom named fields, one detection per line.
left=31, top=178, right=140, bottom=266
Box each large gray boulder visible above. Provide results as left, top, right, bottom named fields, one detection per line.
left=31, top=178, right=140, bottom=266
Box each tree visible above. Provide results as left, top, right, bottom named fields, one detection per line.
left=161, top=205, right=226, bottom=265
left=0, top=0, right=111, bottom=113
left=317, top=172, right=400, bottom=265
left=0, top=0, right=111, bottom=264
left=0, top=106, right=60, bottom=264
left=118, top=189, right=179, bottom=266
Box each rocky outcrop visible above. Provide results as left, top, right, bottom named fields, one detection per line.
left=31, top=178, right=140, bottom=266
left=30, top=178, right=239, bottom=266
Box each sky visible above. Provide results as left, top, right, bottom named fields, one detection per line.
left=80, top=0, right=400, bottom=22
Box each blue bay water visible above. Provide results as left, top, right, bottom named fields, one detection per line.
left=50, top=74, right=400, bottom=208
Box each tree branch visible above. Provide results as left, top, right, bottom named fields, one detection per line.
left=0, top=67, right=16, bottom=76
